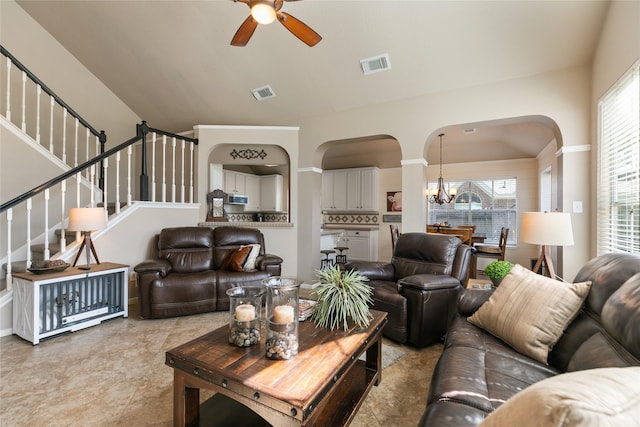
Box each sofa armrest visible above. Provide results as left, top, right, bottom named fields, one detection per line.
left=398, top=274, right=461, bottom=292
left=257, top=254, right=283, bottom=269
left=345, top=261, right=395, bottom=281
left=134, top=259, right=171, bottom=277
left=458, top=288, right=494, bottom=316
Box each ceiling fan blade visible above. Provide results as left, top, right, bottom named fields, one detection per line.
left=277, top=12, right=322, bottom=47
left=231, top=15, right=258, bottom=46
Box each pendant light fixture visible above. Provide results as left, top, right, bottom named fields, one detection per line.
left=429, top=133, right=456, bottom=205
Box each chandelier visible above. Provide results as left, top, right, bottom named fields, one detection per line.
left=429, top=133, right=456, bottom=205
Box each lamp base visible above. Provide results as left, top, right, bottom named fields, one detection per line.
left=72, top=232, right=101, bottom=268
left=532, top=245, right=556, bottom=279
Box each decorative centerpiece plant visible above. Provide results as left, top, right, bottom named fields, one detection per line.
left=310, top=265, right=373, bottom=331
left=484, top=260, right=514, bottom=286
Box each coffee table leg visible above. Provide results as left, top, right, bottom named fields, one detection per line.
left=365, top=336, right=383, bottom=386
left=174, top=371, right=200, bottom=427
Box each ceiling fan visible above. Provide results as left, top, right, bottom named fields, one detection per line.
left=231, top=0, right=322, bottom=47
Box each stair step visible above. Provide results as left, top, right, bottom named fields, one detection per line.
left=31, top=242, right=63, bottom=258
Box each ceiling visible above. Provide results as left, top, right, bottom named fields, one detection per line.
left=15, top=0, right=609, bottom=168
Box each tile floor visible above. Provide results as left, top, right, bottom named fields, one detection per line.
left=0, top=305, right=442, bottom=426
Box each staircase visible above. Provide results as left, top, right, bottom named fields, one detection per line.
left=1, top=45, right=199, bottom=294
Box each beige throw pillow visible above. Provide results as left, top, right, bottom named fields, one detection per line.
left=242, top=244, right=261, bottom=271
left=468, top=264, right=591, bottom=364
left=480, top=367, right=640, bottom=427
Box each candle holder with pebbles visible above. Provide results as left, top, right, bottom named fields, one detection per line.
left=262, top=277, right=301, bottom=360
left=226, top=286, right=266, bottom=347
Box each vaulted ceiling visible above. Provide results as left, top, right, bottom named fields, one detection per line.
left=15, top=0, right=610, bottom=167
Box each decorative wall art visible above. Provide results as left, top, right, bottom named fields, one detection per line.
left=387, top=191, right=402, bottom=212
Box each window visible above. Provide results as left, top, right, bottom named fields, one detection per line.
left=597, top=61, right=640, bottom=254
left=428, top=178, right=517, bottom=244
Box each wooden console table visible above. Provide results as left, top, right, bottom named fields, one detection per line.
left=166, top=310, right=388, bottom=426
left=12, top=262, right=129, bottom=344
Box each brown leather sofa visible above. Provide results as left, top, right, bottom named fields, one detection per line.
left=135, top=226, right=283, bottom=319
left=420, top=253, right=640, bottom=426
left=346, top=232, right=473, bottom=347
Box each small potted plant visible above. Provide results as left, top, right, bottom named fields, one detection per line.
left=309, top=265, right=373, bottom=331
left=484, top=260, right=514, bottom=287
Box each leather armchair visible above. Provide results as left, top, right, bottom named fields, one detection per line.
left=346, top=232, right=473, bottom=347
left=135, top=226, right=282, bottom=319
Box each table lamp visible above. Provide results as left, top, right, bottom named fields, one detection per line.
left=68, top=207, right=106, bottom=270
left=521, top=211, right=574, bottom=279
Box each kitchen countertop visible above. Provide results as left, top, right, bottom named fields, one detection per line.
left=322, top=224, right=380, bottom=231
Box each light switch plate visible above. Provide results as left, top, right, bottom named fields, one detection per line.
left=573, top=201, right=583, bottom=213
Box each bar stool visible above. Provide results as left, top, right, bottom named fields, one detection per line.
left=320, top=250, right=335, bottom=269
left=334, top=246, right=349, bottom=267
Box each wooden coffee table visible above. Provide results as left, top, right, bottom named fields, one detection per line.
left=166, top=310, right=388, bottom=426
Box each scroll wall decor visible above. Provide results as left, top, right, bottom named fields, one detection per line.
left=230, top=148, right=268, bottom=160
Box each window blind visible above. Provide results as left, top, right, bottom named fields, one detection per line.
left=597, top=61, right=640, bottom=254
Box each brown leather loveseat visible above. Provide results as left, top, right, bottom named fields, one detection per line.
left=420, top=253, right=640, bottom=426
left=346, top=232, right=473, bottom=347
left=135, top=226, right=283, bottom=319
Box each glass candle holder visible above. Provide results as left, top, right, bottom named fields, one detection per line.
left=262, top=276, right=301, bottom=360
left=226, top=286, right=266, bottom=347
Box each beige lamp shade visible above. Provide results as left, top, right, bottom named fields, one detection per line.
left=521, top=212, right=574, bottom=246
left=68, top=207, right=106, bottom=232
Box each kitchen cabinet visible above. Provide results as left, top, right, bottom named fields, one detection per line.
left=260, top=174, right=283, bottom=212
left=224, top=170, right=246, bottom=195
left=245, top=174, right=261, bottom=211
left=323, top=167, right=378, bottom=212
left=322, top=170, right=348, bottom=211
left=345, top=229, right=378, bottom=262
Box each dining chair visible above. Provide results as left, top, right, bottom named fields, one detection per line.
left=390, top=224, right=400, bottom=252
left=472, top=227, right=509, bottom=279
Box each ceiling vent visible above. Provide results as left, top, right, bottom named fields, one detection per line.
left=360, top=53, right=391, bottom=75
left=251, top=85, right=276, bottom=101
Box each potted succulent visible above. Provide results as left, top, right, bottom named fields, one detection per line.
left=484, top=260, right=514, bottom=286
left=309, top=265, right=373, bottom=331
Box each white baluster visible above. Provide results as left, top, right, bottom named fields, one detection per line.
left=49, top=95, right=54, bottom=153
left=190, top=142, right=194, bottom=203
left=76, top=172, right=82, bottom=209
left=5, top=208, right=12, bottom=288
left=162, top=135, right=167, bottom=203
left=43, top=189, right=50, bottom=260
left=151, top=132, right=157, bottom=202
left=171, top=137, right=177, bottom=203
left=4, top=57, right=10, bottom=121
left=74, top=118, right=79, bottom=167
left=36, top=85, right=42, bottom=143
left=127, top=145, right=133, bottom=206
left=115, top=151, right=121, bottom=214
left=21, top=71, right=26, bottom=132
left=180, top=139, right=185, bottom=203
left=85, top=129, right=90, bottom=180
left=90, top=165, right=96, bottom=207
left=60, top=180, right=67, bottom=253
left=62, top=108, right=67, bottom=164
left=26, top=198, right=32, bottom=268
left=103, top=157, right=109, bottom=212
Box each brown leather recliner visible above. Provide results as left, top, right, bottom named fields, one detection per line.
left=346, top=232, right=473, bottom=347
left=135, top=226, right=283, bottom=319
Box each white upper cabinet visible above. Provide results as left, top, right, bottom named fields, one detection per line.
left=322, top=170, right=348, bottom=211
left=260, top=174, right=283, bottom=212
left=224, top=170, right=246, bottom=195
left=324, top=167, right=378, bottom=212
left=244, top=174, right=261, bottom=211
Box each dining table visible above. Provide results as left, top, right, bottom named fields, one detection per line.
left=427, top=225, right=474, bottom=245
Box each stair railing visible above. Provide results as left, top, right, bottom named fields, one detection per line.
left=1, top=122, right=198, bottom=290
left=1, top=45, right=107, bottom=184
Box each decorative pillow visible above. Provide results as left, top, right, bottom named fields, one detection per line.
left=468, top=264, right=591, bottom=364
left=242, top=244, right=261, bottom=271
left=220, top=246, right=252, bottom=272
left=479, top=367, right=640, bottom=426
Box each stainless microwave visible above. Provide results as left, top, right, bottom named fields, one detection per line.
left=226, top=194, right=249, bottom=205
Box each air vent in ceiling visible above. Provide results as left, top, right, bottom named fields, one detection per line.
left=251, top=85, right=276, bottom=101
left=360, top=53, right=391, bottom=75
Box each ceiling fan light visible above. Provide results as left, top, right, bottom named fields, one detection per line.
left=251, top=4, right=277, bottom=24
